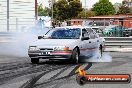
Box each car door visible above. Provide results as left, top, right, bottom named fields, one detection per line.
left=79, top=28, right=93, bottom=57
left=86, top=28, right=97, bottom=48
left=87, top=29, right=100, bottom=57
left=92, top=31, right=100, bottom=48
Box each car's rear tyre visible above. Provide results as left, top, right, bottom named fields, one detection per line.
left=31, top=58, right=39, bottom=64
left=71, top=48, right=79, bottom=64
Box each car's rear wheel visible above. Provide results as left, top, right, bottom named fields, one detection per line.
left=31, top=58, right=39, bottom=64
left=99, top=45, right=103, bottom=56
left=71, top=48, right=79, bottom=64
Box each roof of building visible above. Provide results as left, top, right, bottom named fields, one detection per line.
left=89, top=15, right=132, bottom=19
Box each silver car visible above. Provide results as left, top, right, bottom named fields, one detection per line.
left=28, top=26, right=105, bottom=64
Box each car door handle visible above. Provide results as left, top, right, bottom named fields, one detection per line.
left=89, top=41, right=91, bottom=43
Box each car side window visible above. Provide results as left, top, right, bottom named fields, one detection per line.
left=82, top=29, right=89, bottom=37
left=94, top=32, right=99, bottom=38
left=90, top=33, right=96, bottom=39
left=87, top=28, right=96, bottom=39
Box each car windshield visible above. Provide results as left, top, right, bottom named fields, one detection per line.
left=49, top=28, right=81, bottom=39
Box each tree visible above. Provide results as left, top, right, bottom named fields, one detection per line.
left=77, top=9, right=96, bottom=18
left=117, top=1, right=131, bottom=14
left=68, top=0, right=83, bottom=18
left=38, top=4, right=51, bottom=16
left=117, top=6, right=130, bottom=14
left=53, top=0, right=83, bottom=21
left=43, top=7, right=51, bottom=16
left=130, top=7, right=132, bottom=13
left=38, top=4, right=44, bottom=16
left=92, top=0, right=115, bottom=15
left=53, top=0, right=69, bottom=21
left=113, top=3, right=122, bottom=14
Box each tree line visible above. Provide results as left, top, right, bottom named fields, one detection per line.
left=38, top=0, right=132, bottom=22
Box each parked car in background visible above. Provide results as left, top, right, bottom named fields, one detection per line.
left=28, top=26, right=105, bottom=64
left=90, top=26, right=104, bottom=37
left=103, top=25, right=126, bottom=37
left=88, top=21, right=110, bottom=26
left=123, top=28, right=132, bottom=37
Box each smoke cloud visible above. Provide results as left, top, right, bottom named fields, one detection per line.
left=80, top=50, right=112, bottom=63
left=0, top=25, right=112, bottom=63
left=0, top=27, right=50, bottom=57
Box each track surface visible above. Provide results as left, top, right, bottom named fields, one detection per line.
left=0, top=52, right=131, bottom=88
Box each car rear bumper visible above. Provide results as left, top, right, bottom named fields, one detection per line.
left=28, top=50, right=72, bottom=60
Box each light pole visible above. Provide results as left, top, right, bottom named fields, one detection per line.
left=51, top=0, right=55, bottom=27
left=7, top=0, right=9, bottom=31
left=85, top=0, right=86, bottom=18
left=49, top=0, right=54, bottom=27
left=51, top=0, right=54, bottom=22
left=35, top=0, right=38, bottom=20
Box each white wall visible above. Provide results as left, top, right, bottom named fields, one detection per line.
left=0, top=0, right=36, bottom=32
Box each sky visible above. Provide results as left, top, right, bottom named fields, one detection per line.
left=38, top=0, right=123, bottom=9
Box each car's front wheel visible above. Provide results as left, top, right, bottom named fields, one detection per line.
left=71, top=48, right=79, bottom=64
left=31, top=58, right=39, bottom=64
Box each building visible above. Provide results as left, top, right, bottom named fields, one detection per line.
left=89, top=15, right=132, bottom=28
left=69, top=14, right=132, bottom=28
left=0, top=0, right=36, bottom=32
left=70, top=19, right=86, bottom=26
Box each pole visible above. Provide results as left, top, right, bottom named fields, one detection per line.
left=85, top=0, right=86, bottom=18
left=51, top=0, right=54, bottom=27
left=51, top=0, right=53, bottom=21
left=7, top=0, right=9, bottom=31
left=35, top=0, right=38, bottom=20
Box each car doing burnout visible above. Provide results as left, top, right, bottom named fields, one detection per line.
left=28, top=26, right=105, bottom=64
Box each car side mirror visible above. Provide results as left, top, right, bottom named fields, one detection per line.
left=38, top=36, right=44, bottom=39
left=81, top=37, right=90, bottom=41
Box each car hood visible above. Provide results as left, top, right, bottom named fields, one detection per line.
left=30, top=39, right=79, bottom=47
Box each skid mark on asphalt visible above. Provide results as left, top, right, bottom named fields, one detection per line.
left=48, top=66, right=71, bottom=81
left=0, top=63, right=31, bottom=72
left=0, top=63, right=63, bottom=85
left=20, top=65, right=68, bottom=88
left=50, top=77, right=75, bottom=88
left=33, top=65, right=80, bottom=88
left=0, top=65, right=39, bottom=85
left=33, top=63, right=92, bottom=88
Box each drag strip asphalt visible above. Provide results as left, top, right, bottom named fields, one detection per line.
left=0, top=52, right=131, bottom=88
